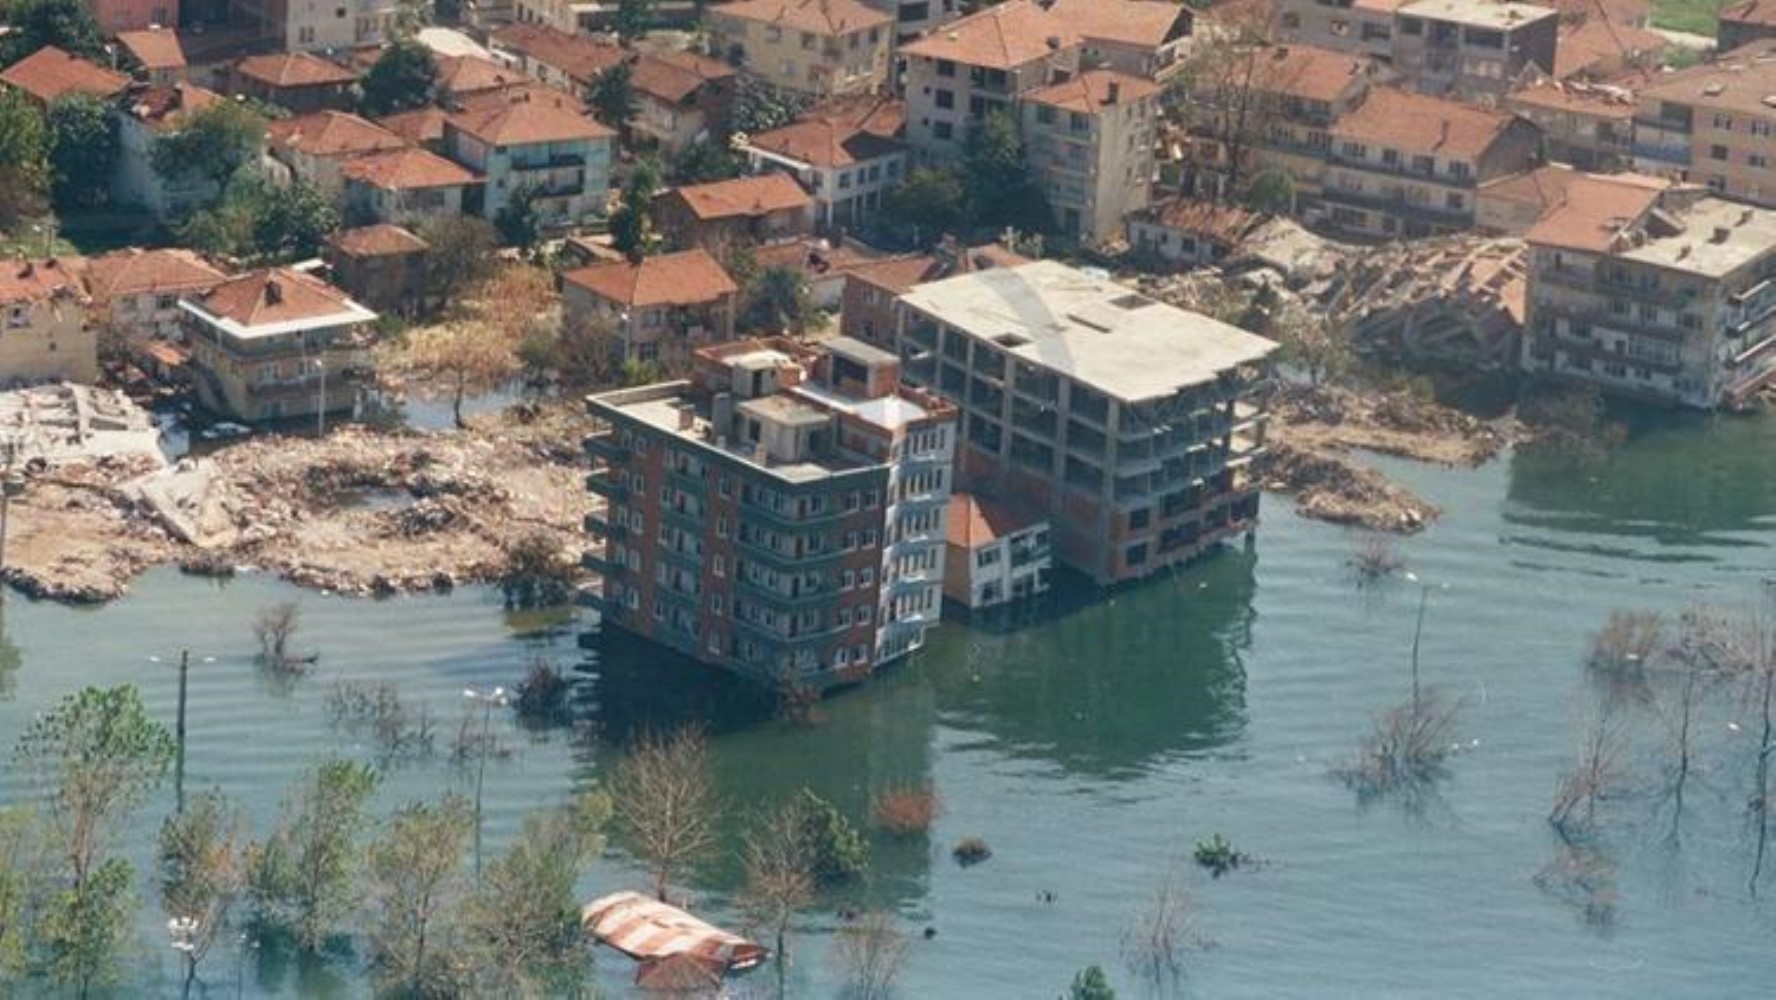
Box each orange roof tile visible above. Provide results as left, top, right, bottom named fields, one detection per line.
left=709, top=0, right=892, bottom=36
left=630, top=50, right=736, bottom=106
left=331, top=224, right=430, bottom=257
left=746, top=103, right=905, bottom=168
left=1554, top=17, right=1665, bottom=79
left=847, top=254, right=945, bottom=294
left=1637, top=44, right=1776, bottom=117
left=1048, top=0, right=1193, bottom=49
left=797, top=94, right=905, bottom=137
left=235, top=51, right=359, bottom=88
left=116, top=28, right=187, bottom=71
left=1137, top=198, right=1264, bottom=242
left=454, top=79, right=582, bottom=113
left=1724, top=0, right=1776, bottom=26
left=1548, top=0, right=1650, bottom=24
left=901, top=0, right=1077, bottom=68
left=0, top=46, right=131, bottom=104
left=447, top=95, right=613, bottom=145
left=1023, top=70, right=1159, bottom=114
left=190, top=267, right=367, bottom=328
left=1506, top=76, right=1638, bottom=118
left=1252, top=44, right=1380, bottom=104
left=667, top=173, right=812, bottom=221
left=436, top=54, right=522, bottom=95
left=85, top=248, right=226, bottom=301
left=0, top=257, right=87, bottom=306
left=491, top=23, right=626, bottom=84
left=1332, top=87, right=1520, bottom=159
left=947, top=492, right=1043, bottom=548
left=562, top=249, right=738, bottom=307
left=1522, top=171, right=1670, bottom=252
left=122, top=82, right=223, bottom=132
left=342, top=147, right=482, bottom=189
left=377, top=105, right=451, bottom=146
left=269, top=111, right=408, bottom=158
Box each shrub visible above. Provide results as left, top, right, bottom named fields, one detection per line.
left=1192, top=834, right=1245, bottom=877
left=513, top=657, right=571, bottom=726
left=873, top=786, right=941, bottom=838
left=1587, top=610, right=1664, bottom=676
left=795, top=789, right=867, bottom=886
left=1349, top=534, right=1403, bottom=584
left=952, top=836, right=992, bottom=867
left=499, top=532, right=576, bottom=609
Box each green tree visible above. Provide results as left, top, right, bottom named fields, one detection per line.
left=494, top=184, right=542, bottom=248
left=962, top=109, right=1051, bottom=234
left=462, top=792, right=608, bottom=996
left=741, top=264, right=815, bottom=336
left=610, top=159, right=660, bottom=261
left=46, top=93, right=116, bottom=210
left=1243, top=167, right=1294, bottom=215
left=0, top=89, right=50, bottom=228
left=730, top=74, right=810, bottom=133
left=793, top=788, right=867, bottom=886
left=1, top=0, right=104, bottom=64
left=360, top=39, right=438, bottom=117
left=151, top=100, right=267, bottom=192
left=365, top=797, right=473, bottom=997
left=589, top=60, right=638, bottom=141
left=249, top=178, right=339, bottom=261
left=1069, top=964, right=1117, bottom=1000
left=247, top=759, right=379, bottom=952
left=416, top=215, right=498, bottom=314
left=882, top=167, right=966, bottom=245
left=615, top=0, right=653, bottom=41
left=0, top=806, right=49, bottom=977
left=15, top=685, right=176, bottom=995
left=158, top=791, right=247, bottom=995
left=671, top=137, right=743, bottom=184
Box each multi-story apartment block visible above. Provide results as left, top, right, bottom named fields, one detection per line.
left=892, top=260, right=1277, bottom=585
left=1523, top=181, right=1776, bottom=408
left=489, top=23, right=625, bottom=99
left=180, top=267, right=377, bottom=422
left=1276, top=0, right=1402, bottom=60
left=229, top=0, right=399, bottom=52
left=1390, top=0, right=1557, bottom=97
left=561, top=249, right=740, bottom=366
left=738, top=97, right=908, bottom=231
left=1050, top=0, right=1195, bottom=81
left=1634, top=46, right=1776, bottom=207
left=1505, top=77, right=1638, bottom=173
left=1019, top=70, right=1158, bottom=243
left=707, top=0, right=894, bottom=101
left=444, top=93, right=616, bottom=230
left=901, top=0, right=1079, bottom=162
left=865, top=0, right=961, bottom=43
left=1320, top=86, right=1542, bottom=238
left=0, top=258, right=97, bottom=386
left=583, top=336, right=959, bottom=686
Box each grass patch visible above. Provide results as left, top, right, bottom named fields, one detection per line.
left=1652, top=0, right=1731, bottom=36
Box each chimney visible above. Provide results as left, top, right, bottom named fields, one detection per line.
left=1712, top=226, right=1731, bottom=243
left=1047, top=35, right=1061, bottom=50
left=1106, top=79, right=1121, bottom=105
left=713, top=392, right=734, bottom=434
left=265, top=279, right=283, bottom=305
left=1438, top=120, right=1449, bottom=147
left=676, top=403, right=696, bottom=431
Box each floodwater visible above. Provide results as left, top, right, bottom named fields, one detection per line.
left=0, top=410, right=1773, bottom=997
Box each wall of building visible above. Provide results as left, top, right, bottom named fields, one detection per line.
left=1022, top=91, right=1156, bottom=243
left=285, top=0, right=396, bottom=51
left=904, top=48, right=1077, bottom=162
left=708, top=13, right=891, bottom=99
left=0, top=297, right=98, bottom=386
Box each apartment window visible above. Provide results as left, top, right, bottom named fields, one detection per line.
left=1036, top=104, right=1055, bottom=125
left=1445, top=192, right=1464, bottom=210
left=800, top=31, right=815, bottom=49
left=713, top=554, right=726, bottom=577
left=1714, top=113, right=1734, bottom=130
left=838, top=606, right=852, bottom=626
left=858, top=605, right=872, bottom=624
left=1282, top=11, right=1301, bottom=27
left=936, top=58, right=956, bottom=77
left=717, top=515, right=730, bottom=538
left=1130, top=508, right=1150, bottom=530
left=1449, top=162, right=1471, bottom=181
left=1754, top=154, right=1771, bottom=169
left=1381, top=148, right=1399, bottom=166
left=934, top=121, right=953, bottom=140
left=861, top=567, right=875, bottom=586
left=1341, top=141, right=1366, bottom=158
left=1755, top=120, right=1774, bottom=137
left=707, top=631, right=721, bottom=654
left=1127, top=543, right=1148, bottom=566
left=977, top=546, right=1001, bottom=567
left=935, top=88, right=955, bottom=110
left=842, top=569, right=856, bottom=589
left=1711, top=144, right=1729, bottom=161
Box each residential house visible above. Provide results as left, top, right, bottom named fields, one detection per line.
left=1505, top=76, right=1639, bottom=172
left=750, top=237, right=887, bottom=309
left=1320, top=86, right=1543, bottom=238
left=892, top=260, right=1277, bottom=584
left=1473, top=161, right=1667, bottom=232
left=91, top=0, right=179, bottom=34
left=1554, top=17, right=1666, bottom=81
left=342, top=148, right=483, bottom=226
left=0, top=47, right=131, bottom=109
left=737, top=97, right=907, bottom=230
left=707, top=0, right=894, bottom=100
left=113, top=83, right=233, bottom=220
left=1019, top=70, right=1159, bottom=243
left=1522, top=182, right=1776, bottom=408
left=435, top=54, right=525, bottom=98
left=1129, top=198, right=1267, bottom=267
left=1390, top=0, right=1559, bottom=97
left=1720, top=0, right=1776, bottom=51
left=1049, top=0, right=1195, bottom=81
left=116, top=29, right=188, bottom=87
left=443, top=93, right=616, bottom=230
left=267, top=111, right=409, bottom=199
left=867, top=0, right=963, bottom=43
left=654, top=173, right=816, bottom=254
left=230, top=0, right=401, bottom=52
left=583, top=336, right=959, bottom=685
left=561, top=249, right=739, bottom=365
left=83, top=248, right=227, bottom=349
left=838, top=240, right=1028, bottom=345
left=232, top=52, right=359, bottom=113
left=180, top=267, right=378, bottom=422
left=1633, top=45, right=1776, bottom=206
left=0, top=258, right=96, bottom=386
left=900, top=0, right=1080, bottom=162
left=489, top=23, right=625, bottom=98
left=629, top=50, right=739, bottom=155
left=325, top=224, right=430, bottom=316
left=510, top=0, right=700, bottom=34
left=943, top=491, right=1050, bottom=610
left=377, top=106, right=452, bottom=151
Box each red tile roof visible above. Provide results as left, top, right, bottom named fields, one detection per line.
left=709, top=0, right=893, bottom=36
left=1332, top=87, right=1521, bottom=160
left=235, top=51, right=359, bottom=89
left=269, top=111, right=408, bottom=158
left=342, top=147, right=482, bottom=189
left=0, top=257, right=87, bottom=306
left=667, top=173, right=812, bottom=221
left=448, top=94, right=613, bottom=145
left=1521, top=170, right=1671, bottom=252
left=122, top=82, right=223, bottom=132
left=1252, top=44, right=1381, bottom=104
left=630, top=50, right=736, bottom=106
left=1023, top=70, right=1159, bottom=114
left=436, top=54, right=522, bottom=95
left=1048, top=0, right=1193, bottom=49
left=1506, top=76, right=1638, bottom=118
left=85, top=248, right=226, bottom=301
left=901, top=0, right=1077, bottom=69
left=745, top=101, right=906, bottom=168
left=190, top=267, right=366, bottom=327
left=1724, top=0, right=1776, bottom=26
left=331, top=224, right=430, bottom=257
left=0, top=46, right=131, bottom=104
left=491, top=23, right=626, bottom=84
left=1137, top=198, right=1264, bottom=242
left=947, top=491, right=1043, bottom=548
left=1554, top=17, right=1666, bottom=79
left=563, top=249, right=739, bottom=307
left=116, top=28, right=187, bottom=71
left=377, top=105, right=451, bottom=146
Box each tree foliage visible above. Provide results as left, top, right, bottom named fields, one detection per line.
left=882, top=166, right=967, bottom=245
left=1, top=0, right=104, bottom=64
left=608, top=727, right=717, bottom=901
left=742, top=796, right=815, bottom=983
left=740, top=264, right=814, bottom=336
left=179, top=175, right=339, bottom=264
left=494, top=184, right=541, bottom=248
left=962, top=109, right=1051, bottom=235
left=365, top=796, right=473, bottom=997
left=247, top=759, right=380, bottom=952
left=397, top=320, right=523, bottom=428
left=590, top=60, right=637, bottom=139
left=360, top=39, right=438, bottom=117
left=150, top=99, right=267, bottom=192
left=615, top=0, right=653, bottom=40
left=158, top=791, right=247, bottom=990
left=671, top=137, right=743, bottom=184
left=1070, top=965, right=1117, bottom=1000
left=46, top=93, right=116, bottom=210
left=415, top=215, right=498, bottom=315
left=793, top=788, right=867, bottom=886
left=0, top=89, right=50, bottom=228
left=610, top=159, right=660, bottom=261
left=730, top=74, right=810, bottom=134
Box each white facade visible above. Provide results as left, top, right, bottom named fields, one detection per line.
left=876, top=417, right=954, bottom=662
left=286, top=0, right=398, bottom=51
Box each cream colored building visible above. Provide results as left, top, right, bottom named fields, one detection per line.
left=284, top=0, right=400, bottom=51
left=0, top=258, right=97, bottom=386
left=708, top=0, right=893, bottom=100
left=1020, top=71, right=1159, bottom=243
left=1634, top=45, right=1776, bottom=207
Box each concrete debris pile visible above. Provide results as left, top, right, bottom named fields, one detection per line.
left=1262, top=441, right=1435, bottom=534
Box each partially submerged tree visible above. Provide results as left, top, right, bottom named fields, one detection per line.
left=415, top=215, right=498, bottom=315
left=741, top=796, right=815, bottom=992
left=158, top=790, right=248, bottom=995
left=253, top=601, right=305, bottom=670
left=1069, top=965, right=1118, bottom=1000
left=1549, top=707, right=1628, bottom=840
left=246, top=759, right=380, bottom=951
left=365, top=796, right=474, bottom=996
left=1120, top=867, right=1198, bottom=992
left=607, top=727, right=718, bottom=901
left=833, top=910, right=910, bottom=1000
left=1335, top=688, right=1463, bottom=806
left=398, top=320, right=522, bottom=428
left=499, top=532, right=577, bottom=608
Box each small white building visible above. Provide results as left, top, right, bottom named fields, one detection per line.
left=943, top=492, right=1050, bottom=610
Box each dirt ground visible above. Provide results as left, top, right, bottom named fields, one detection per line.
left=0, top=404, right=592, bottom=603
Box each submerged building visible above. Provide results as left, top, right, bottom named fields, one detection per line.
left=892, top=260, right=1277, bottom=585
left=584, top=337, right=958, bottom=687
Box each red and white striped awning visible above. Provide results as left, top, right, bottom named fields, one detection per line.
left=581, top=891, right=767, bottom=972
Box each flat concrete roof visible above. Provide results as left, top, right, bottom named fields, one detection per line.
left=1621, top=196, right=1776, bottom=278
left=738, top=393, right=831, bottom=427
left=824, top=334, right=899, bottom=368
left=897, top=260, right=1276, bottom=404
left=1397, top=0, right=1556, bottom=28
left=591, top=384, right=878, bottom=484
left=793, top=381, right=936, bottom=431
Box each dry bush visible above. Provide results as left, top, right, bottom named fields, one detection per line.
left=1587, top=610, right=1665, bottom=675
left=1335, top=689, right=1462, bottom=800
left=253, top=601, right=306, bottom=670
left=833, top=910, right=910, bottom=1000
left=325, top=680, right=436, bottom=758
left=1121, top=868, right=1201, bottom=990
left=1350, top=533, right=1404, bottom=584
left=873, top=786, right=941, bottom=838
left=513, top=657, right=572, bottom=727
left=1534, top=842, right=1618, bottom=928
left=1549, top=711, right=1627, bottom=838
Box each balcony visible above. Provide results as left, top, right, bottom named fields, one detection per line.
left=510, top=153, right=586, bottom=170
left=581, top=551, right=624, bottom=576
left=586, top=475, right=628, bottom=503
left=583, top=511, right=627, bottom=538
left=584, top=433, right=628, bottom=463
